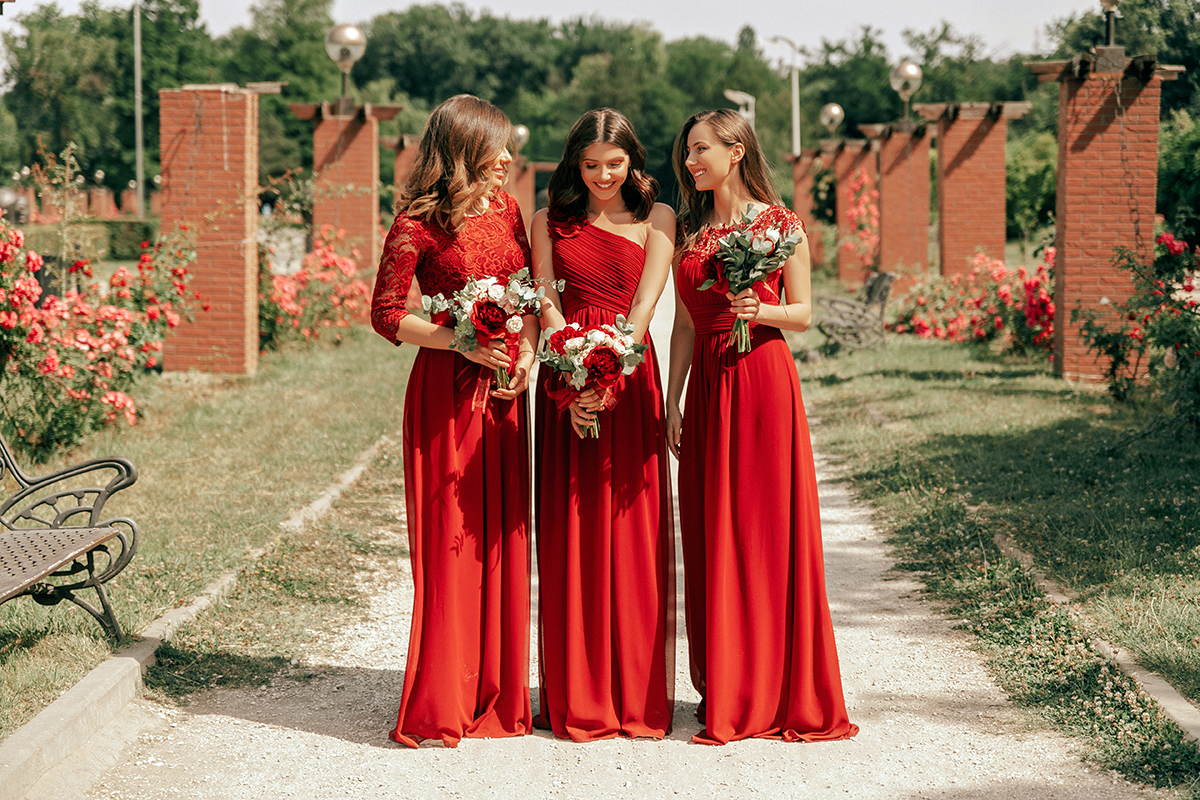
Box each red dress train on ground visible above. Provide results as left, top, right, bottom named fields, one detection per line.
left=371, top=192, right=533, bottom=748
left=675, top=205, right=857, bottom=746
left=535, top=212, right=675, bottom=741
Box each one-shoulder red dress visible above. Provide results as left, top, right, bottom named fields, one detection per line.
left=534, top=212, right=675, bottom=741
left=675, top=205, right=857, bottom=746
left=371, top=192, right=533, bottom=748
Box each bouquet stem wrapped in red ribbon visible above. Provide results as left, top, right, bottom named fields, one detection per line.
left=538, top=316, right=646, bottom=438
left=700, top=207, right=804, bottom=353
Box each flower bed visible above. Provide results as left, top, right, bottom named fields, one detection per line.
left=888, top=250, right=1055, bottom=355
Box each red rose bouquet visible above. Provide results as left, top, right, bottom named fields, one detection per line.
left=423, top=268, right=563, bottom=388
left=538, top=316, right=647, bottom=437
left=700, top=206, right=804, bottom=353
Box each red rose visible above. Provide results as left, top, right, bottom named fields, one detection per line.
left=469, top=300, right=509, bottom=340
left=584, top=346, right=623, bottom=388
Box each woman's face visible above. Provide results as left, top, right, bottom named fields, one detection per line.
left=683, top=121, right=742, bottom=193
left=487, top=148, right=513, bottom=189
left=579, top=143, right=630, bottom=205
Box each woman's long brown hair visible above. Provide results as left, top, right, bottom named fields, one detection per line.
left=547, top=108, right=658, bottom=221
left=671, top=108, right=781, bottom=250
left=397, top=94, right=514, bottom=232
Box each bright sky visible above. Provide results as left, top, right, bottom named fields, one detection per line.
left=0, top=0, right=1103, bottom=58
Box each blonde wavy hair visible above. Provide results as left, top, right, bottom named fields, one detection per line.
left=397, top=95, right=514, bottom=233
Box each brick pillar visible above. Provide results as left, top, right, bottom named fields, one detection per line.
left=1028, top=51, right=1180, bottom=380
left=21, top=187, right=38, bottom=223
left=916, top=102, right=1030, bottom=275
left=88, top=187, right=118, bottom=219
left=120, top=188, right=137, bottom=215
left=789, top=148, right=824, bottom=267
left=313, top=103, right=380, bottom=270
left=391, top=133, right=419, bottom=196
left=502, top=156, right=537, bottom=235
left=159, top=84, right=259, bottom=375
left=827, top=139, right=875, bottom=289
left=862, top=124, right=930, bottom=291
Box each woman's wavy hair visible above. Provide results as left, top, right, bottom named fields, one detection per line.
left=547, top=108, right=658, bottom=221
left=672, top=108, right=780, bottom=250
left=397, top=94, right=513, bottom=233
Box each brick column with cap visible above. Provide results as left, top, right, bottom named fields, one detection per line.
left=916, top=102, right=1030, bottom=275
left=789, top=148, right=824, bottom=268
left=313, top=104, right=381, bottom=269
left=159, top=84, right=259, bottom=375
left=861, top=124, right=930, bottom=290
left=827, top=139, right=876, bottom=289
left=1027, top=51, right=1181, bottom=380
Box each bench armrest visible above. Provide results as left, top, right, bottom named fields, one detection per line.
left=0, top=436, right=138, bottom=528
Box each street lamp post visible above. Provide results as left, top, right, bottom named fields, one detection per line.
left=889, top=60, right=924, bottom=130
left=723, top=89, right=756, bottom=131
left=1101, top=0, right=1120, bottom=45
left=819, top=103, right=845, bottom=137
left=325, top=25, right=367, bottom=116
left=768, top=36, right=800, bottom=157
left=133, top=0, right=144, bottom=218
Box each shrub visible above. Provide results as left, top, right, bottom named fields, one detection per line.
left=1074, top=228, right=1200, bottom=418
left=842, top=168, right=879, bottom=271
left=258, top=225, right=371, bottom=352
left=889, top=250, right=1055, bottom=355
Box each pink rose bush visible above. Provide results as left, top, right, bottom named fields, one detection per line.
left=0, top=221, right=200, bottom=460
left=888, top=250, right=1055, bottom=355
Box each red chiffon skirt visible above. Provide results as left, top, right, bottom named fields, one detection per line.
left=391, top=347, right=532, bottom=748
left=535, top=313, right=675, bottom=741
left=678, top=325, right=857, bottom=745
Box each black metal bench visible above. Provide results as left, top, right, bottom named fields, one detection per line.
left=816, top=271, right=896, bottom=351
left=0, top=434, right=139, bottom=640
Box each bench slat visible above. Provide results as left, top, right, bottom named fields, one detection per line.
left=0, top=527, right=121, bottom=604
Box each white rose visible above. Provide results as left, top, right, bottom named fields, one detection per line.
left=505, top=316, right=524, bottom=334
left=488, top=283, right=506, bottom=302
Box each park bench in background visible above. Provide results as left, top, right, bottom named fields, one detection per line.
left=816, top=271, right=896, bottom=351
left=0, top=434, right=139, bottom=639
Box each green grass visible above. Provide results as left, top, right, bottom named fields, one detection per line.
left=792, top=332, right=1200, bottom=794
left=0, top=328, right=414, bottom=740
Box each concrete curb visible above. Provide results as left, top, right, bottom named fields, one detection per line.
left=994, top=533, right=1200, bottom=743
left=0, top=434, right=391, bottom=800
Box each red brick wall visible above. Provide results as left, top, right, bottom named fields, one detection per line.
left=159, top=85, right=259, bottom=375
left=88, top=188, right=118, bottom=220
left=791, top=149, right=824, bottom=268
left=313, top=111, right=380, bottom=271
left=1055, top=75, right=1161, bottom=381
left=937, top=109, right=1008, bottom=274
left=877, top=129, right=930, bottom=291
left=831, top=140, right=875, bottom=289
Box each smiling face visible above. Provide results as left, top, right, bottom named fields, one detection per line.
left=684, top=121, right=744, bottom=193
left=578, top=142, right=629, bottom=205
left=487, top=148, right=513, bottom=189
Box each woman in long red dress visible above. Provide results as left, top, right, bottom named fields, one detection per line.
left=666, top=108, right=858, bottom=746
left=531, top=108, right=676, bottom=741
left=371, top=95, right=537, bottom=748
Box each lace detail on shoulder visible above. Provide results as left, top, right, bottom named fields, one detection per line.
left=546, top=208, right=588, bottom=240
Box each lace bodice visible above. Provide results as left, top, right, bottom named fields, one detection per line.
left=371, top=191, right=532, bottom=343
left=676, top=205, right=804, bottom=336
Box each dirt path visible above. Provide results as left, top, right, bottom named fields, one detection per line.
left=31, top=443, right=1171, bottom=800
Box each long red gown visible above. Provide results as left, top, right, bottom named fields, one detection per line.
left=534, top=211, right=675, bottom=741
left=371, top=191, right=533, bottom=748
left=675, top=205, right=858, bottom=746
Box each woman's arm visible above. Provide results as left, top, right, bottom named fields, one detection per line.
left=625, top=203, right=676, bottom=341
left=665, top=277, right=695, bottom=460
left=530, top=209, right=568, bottom=332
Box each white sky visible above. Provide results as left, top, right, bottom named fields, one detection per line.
left=0, top=0, right=1103, bottom=59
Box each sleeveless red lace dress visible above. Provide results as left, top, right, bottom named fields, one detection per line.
left=370, top=192, right=533, bottom=748
left=675, top=205, right=857, bottom=746
left=534, top=212, right=675, bottom=741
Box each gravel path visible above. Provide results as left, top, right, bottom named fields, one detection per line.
left=42, top=446, right=1170, bottom=800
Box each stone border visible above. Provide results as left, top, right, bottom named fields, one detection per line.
left=993, top=533, right=1200, bottom=742
left=0, top=434, right=391, bottom=800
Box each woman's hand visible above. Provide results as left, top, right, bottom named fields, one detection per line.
left=726, top=287, right=761, bottom=321
left=492, top=353, right=534, bottom=401
left=666, top=402, right=683, bottom=459
left=463, top=338, right=512, bottom=371
left=576, top=386, right=613, bottom=412
left=568, top=398, right=596, bottom=438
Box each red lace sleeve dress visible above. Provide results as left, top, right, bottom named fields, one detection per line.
left=533, top=211, right=675, bottom=741
left=675, top=204, right=858, bottom=746
left=370, top=191, right=533, bottom=748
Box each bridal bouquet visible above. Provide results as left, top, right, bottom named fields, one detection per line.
left=538, top=316, right=647, bottom=437
left=423, top=268, right=563, bottom=388
left=700, top=207, right=804, bottom=353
